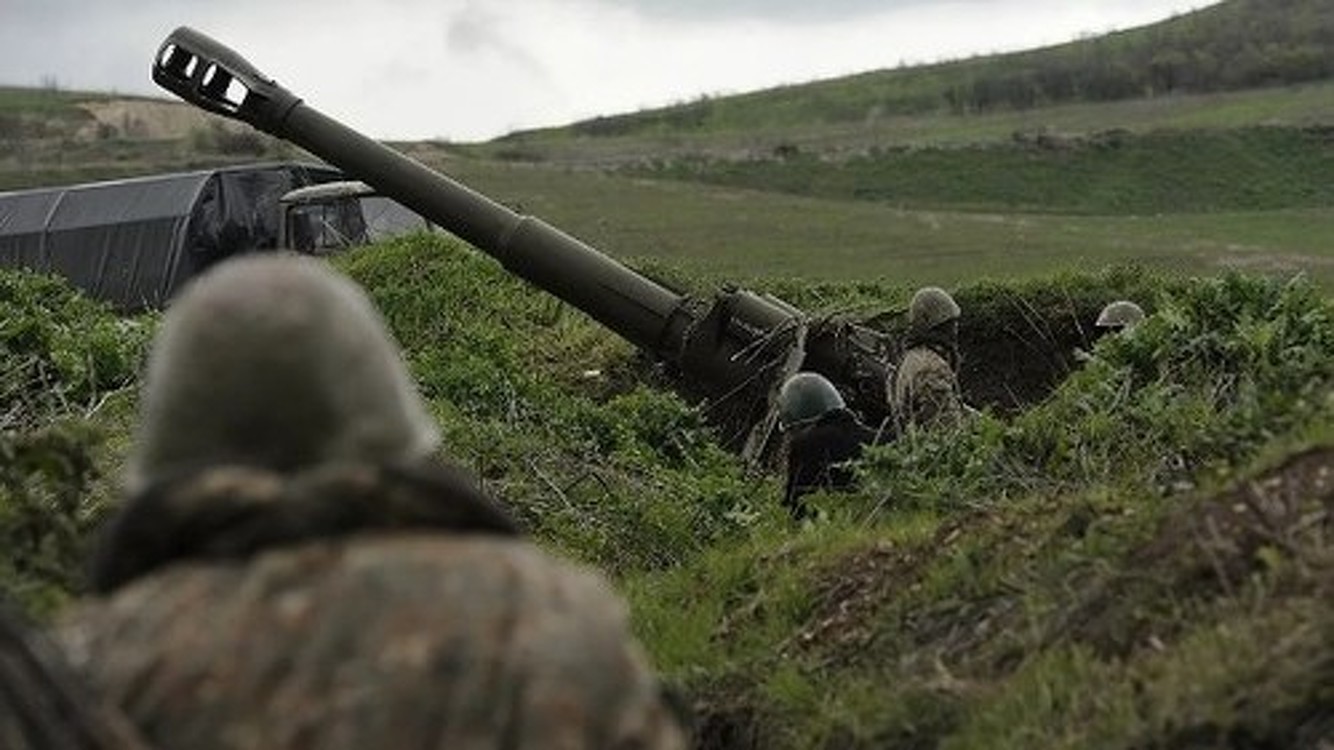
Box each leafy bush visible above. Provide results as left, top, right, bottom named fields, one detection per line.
left=0, top=421, right=104, bottom=615
left=0, top=269, right=150, bottom=614
left=0, top=269, right=149, bottom=428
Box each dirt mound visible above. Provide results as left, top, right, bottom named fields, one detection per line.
left=956, top=298, right=1098, bottom=413
left=1057, top=445, right=1334, bottom=657
left=787, top=540, right=930, bottom=667
left=73, top=98, right=235, bottom=141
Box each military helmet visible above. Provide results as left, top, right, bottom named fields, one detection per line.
left=907, top=286, right=961, bottom=334
left=777, top=372, right=845, bottom=428
left=1096, top=300, right=1145, bottom=329
left=126, top=254, right=441, bottom=493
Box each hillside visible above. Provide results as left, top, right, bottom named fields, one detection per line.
left=1, top=236, right=1331, bottom=747
left=497, top=0, right=1334, bottom=146
left=0, top=85, right=299, bottom=190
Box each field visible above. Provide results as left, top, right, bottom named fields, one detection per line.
left=5, top=70, right=1334, bottom=289
left=400, top=152, right=1334, bottom=290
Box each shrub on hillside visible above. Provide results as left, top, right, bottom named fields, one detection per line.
left=0, top=269, right=149, bottom=429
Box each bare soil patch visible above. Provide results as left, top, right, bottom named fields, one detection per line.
left=1056, top=445, right=1334, bottom=657
left=74, top=98, right=234, bottom=141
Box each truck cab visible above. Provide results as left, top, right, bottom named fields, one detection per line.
left=278, top=180, right=431, bottom=254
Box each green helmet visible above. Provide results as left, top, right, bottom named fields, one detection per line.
left=908, top=286, right=961, bottom=334
left=778, top=372, right=845, bottom=428
left=126, top=254, right=441, bottom=493
left=1096, top=300, right=1145, bottom=329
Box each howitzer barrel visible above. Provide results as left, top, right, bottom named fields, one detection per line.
left=152, top=27, right=895, bottom=451
left=152, top=26, right=694, bottom=359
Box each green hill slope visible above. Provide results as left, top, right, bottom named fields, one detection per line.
left=348, top=238, right=1334, bottom=748
left=632, top=124, right=1334, bottom=214
left=503, top=0, right=1334, bottom=143
left=4, top=236, right=1329, bottom=746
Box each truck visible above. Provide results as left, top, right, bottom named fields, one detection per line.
left=278, top=178, right=432, bottom=254
left=0, top=163, right=431, bottom=311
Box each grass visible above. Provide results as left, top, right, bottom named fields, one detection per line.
left=610, top=266, right=1334, bottom=748
left=631, top=126, right=1334, bottom=214
left=474, top=81, right=1334, bottom=165
left=0, top=85, right=116, bottom=117
left=404, top=154, right=1334, bottom=290
left=1, top=235, right=1331, bottom=748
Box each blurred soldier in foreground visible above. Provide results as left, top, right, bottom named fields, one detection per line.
left=0, top=601, right=150, bottom=750
left=1096, top=299, right=1145, bottom=332
left=778, top=372, right=883, bottom=519
left=55, top=255, right=686, bottom=750
left=890, top=286, right=967, bottom=431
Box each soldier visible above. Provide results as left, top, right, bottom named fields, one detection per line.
left=55, top=255, right=687, bottom=750
left=0, top=601, right=150, bottom=750
left=777, top=372, right=883, bottom=519
left=1075, top=299, right=1146, bottom=364
left=1096, top=299, right=1145, bottom=332
left=890, top=286, right=966, bottom=431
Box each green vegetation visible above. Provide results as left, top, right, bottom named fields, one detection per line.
left=631, top=125, right=1334, bottom=215
left=429, top=155, right=1334, bottom=290
left=0, top=85, right=100, bottom=140
left=334, top=236, right=769, bottom=574
left=0, top=269, right=150, bottom=616
left=1, top=231, right=1330, bottom=747
left=623, top=266, right=1334, bottom=749
left=336, top=241, right=1331, bottom=748
left=0, top=86, right=298, bottom=191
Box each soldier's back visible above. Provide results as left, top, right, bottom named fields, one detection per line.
left=891, top=346, right=963, bottom=431
left=58, top=532, right=680, bottom=750
left=1, top=602, right=149, bottom=750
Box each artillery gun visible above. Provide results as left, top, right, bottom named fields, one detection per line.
left=150, top=26, right=897, bottom=458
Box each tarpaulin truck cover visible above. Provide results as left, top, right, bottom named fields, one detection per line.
left=0, top=162, right=341, bottom=310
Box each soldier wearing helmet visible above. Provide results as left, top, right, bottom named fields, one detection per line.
left=1075, top=300, right=1146, bottom=364
left=890, top=286, right=966, bottom=431
left=56, top=255, right=687, bottom=750
left=776, top=372, right=882, bottom=519
left=1096, top=300, right=1145, bottom=332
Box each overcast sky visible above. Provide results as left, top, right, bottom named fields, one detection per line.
left=3, top=0, right=1208, bottom=142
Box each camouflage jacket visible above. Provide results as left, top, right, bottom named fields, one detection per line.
left=56, top=463, right=686, bottom=750
left=891, top=345, right=964, bottom=431
left=1, top=602, right=149, bottom=750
